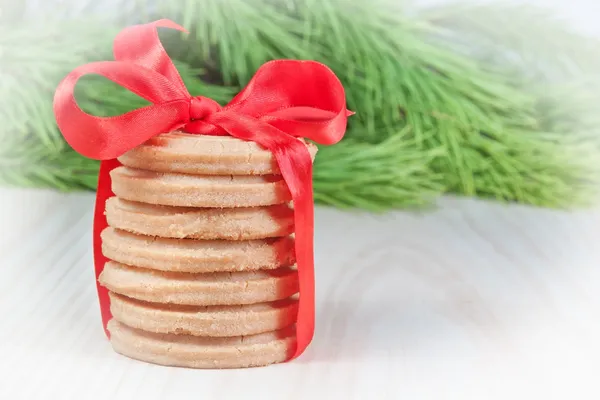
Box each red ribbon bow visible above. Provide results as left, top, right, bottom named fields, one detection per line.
left=53, top=19, right=351, bottom=361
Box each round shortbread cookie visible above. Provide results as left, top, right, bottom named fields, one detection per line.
left=108, top=319, right=296, bottom=369
left=117, top=132, right=317, bottom=176
left=101, top=228, right=295, bottom=273
left=109, top=292, right=298, bottom=337
left=99, top=261, right=299, bottom=306
left=110, top=166, right=291, bottom=208
left=105, top=197, right=294, bottom=240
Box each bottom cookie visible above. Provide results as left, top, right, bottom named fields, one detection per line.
left=108, top=319, right=296, bottom=369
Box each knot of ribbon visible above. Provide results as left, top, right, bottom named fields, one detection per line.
left=189, top=96, right=221, bottom=122
left=52, top=19, right=352, bottom=361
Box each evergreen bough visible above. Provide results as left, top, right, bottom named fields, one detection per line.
left=1, top=0, right=599, bottom=211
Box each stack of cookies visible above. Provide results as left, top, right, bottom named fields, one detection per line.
left=97, top=132, right=317, bottom=369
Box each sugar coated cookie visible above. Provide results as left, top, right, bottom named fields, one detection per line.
left=108, top=319, right=296, bottom=369
left=101, top=228, right=295, bottom=273
left=105, top=197, right=294, bottom=240
left=99, top=261, right=299, bottom=306
left=110, top=167, right=291, bottom=208
left=117, top=132, right=317, bottom=175
left=109, top=292, right=298, bottom=337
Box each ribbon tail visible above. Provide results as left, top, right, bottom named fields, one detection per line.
left=270, top=143, right=316, bottom=360
left=287, top=167, right=316, bottom=360
left=93, top=159, right=120, bottom=338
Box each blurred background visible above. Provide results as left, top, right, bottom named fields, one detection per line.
left=1, top=0, right=599, bottom=212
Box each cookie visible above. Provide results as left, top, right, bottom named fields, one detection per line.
left=99, top=261, right=299, bottom=306
left=109, top=292, right=298, bottom=337
left=110, top=166, right=291, bottom=208
left=117, top=132, right=318, bottom=176
left=108, top=319, right=296, bottom=369
left=101, top=228, right=295, bottom=273
left=105, top=197, right=294, bottom=240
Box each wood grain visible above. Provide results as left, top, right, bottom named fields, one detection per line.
left=0, top=188, right=599, bottom=400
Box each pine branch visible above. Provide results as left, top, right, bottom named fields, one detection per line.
left=313, top=128, right=445, bottom=210
left=0, top=18, right=119, bottom=149
left=283, top=0, right=596, bottom=206
left=139, top=0, right=312, bottom=85
left=0, top=139, right=100, bottom=191
left=1, top=0, right=598, bottom=211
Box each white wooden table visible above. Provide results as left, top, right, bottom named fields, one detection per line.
left=1, top=188, right=599, bottom=400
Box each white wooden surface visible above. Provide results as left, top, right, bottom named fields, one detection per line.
left=0, top=188, right=599, bottom=400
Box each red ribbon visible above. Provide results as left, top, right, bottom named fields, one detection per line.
left=53, top=19, right=351, bottom=361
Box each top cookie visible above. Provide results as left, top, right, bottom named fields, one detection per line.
left=117, top=132, right=318, bottom=176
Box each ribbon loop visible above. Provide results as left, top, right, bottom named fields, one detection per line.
left=53, top=61, right=191, bottom=160
left=53, top=19, right=352, bottom=362
left=224, top=60, right=351, bottom=145
left=113, top=19, right=189, bottom=91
